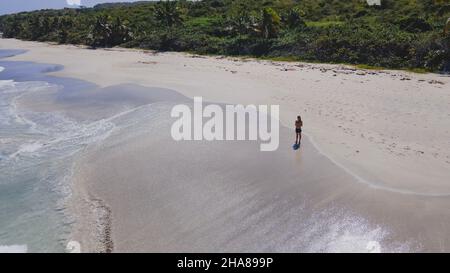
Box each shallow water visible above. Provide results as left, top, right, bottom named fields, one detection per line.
left=0, top=75, right=75, bottom=252
left=0, top=50, right=191, bottom=252
left=0, top=51, right=115, bottom=252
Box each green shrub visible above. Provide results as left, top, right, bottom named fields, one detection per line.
left=0, top=0, right=448, bottom=72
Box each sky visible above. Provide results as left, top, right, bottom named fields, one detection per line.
left=0, top=0, right=151, bottom=15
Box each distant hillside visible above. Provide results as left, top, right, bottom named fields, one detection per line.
left=93, top=1, right=151, bottom=9
left=1, top=0, right=449, bottom=72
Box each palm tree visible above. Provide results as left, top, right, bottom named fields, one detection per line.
left=110, top=17, right=132, bottom=45
left=91, top=15, right=112, bottom=47
left=154, top=1, right=184, bottom=28
left=29, top=16, right=42, bottom=40
left=2, top=17, right=21, bottom=38
left=227, top=9, right=258, bottom=36
left=57, top=17, right=72, bottom=44
left=259, top=8, right=281, bottom=39
left=283, top=7, right=306, bottom=29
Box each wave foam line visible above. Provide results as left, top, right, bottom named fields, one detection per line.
left=305, top=132, right=450, bottom=197
left=0, top=244, right=28, bottom=253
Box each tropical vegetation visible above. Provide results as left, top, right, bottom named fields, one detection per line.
left=0, top=0, right=449, bottom=72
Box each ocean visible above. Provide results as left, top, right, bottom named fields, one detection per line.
left=0, top=50, right=113, bottom=252
left=0, top=49, right=190, bottom=252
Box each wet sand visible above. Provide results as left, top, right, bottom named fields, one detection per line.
left=67, top=88, right=450, bottom=252
left=60, top=86, right=445, bottom=253
left=20, top=78, right=409, bottom=252
left=68, top=94, right=410, bottom=252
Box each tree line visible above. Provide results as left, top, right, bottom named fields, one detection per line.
left=0, top=0, right=449, bottom=72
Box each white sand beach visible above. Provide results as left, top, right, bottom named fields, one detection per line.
left=1, top=38, right=450, bottom=252
left=2, top=39, right=449, bottom=194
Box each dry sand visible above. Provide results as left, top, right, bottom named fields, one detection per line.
left=1, top=39, right=450, bottom=252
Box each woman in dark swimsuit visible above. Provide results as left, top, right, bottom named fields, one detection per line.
left=295, top=116, right=303, bottom=146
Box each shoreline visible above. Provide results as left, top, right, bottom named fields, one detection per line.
left=1, top=38, right=449, bottom=197
left=69, top=159, right=114, bottom=253
left=0, top=54, right=103, bottom=252
left=69, top=99, right=414, bottom=252
left=2, top=39, right=450, bottom=252
left=1, top=49, right=391, bottom=252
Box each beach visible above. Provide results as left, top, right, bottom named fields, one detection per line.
left=1, top=38, right=450, bottom=252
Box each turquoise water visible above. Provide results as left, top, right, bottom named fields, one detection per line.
left=0, top=50, right=187, bottom=253
left=0, top=51, right=111, bottom=252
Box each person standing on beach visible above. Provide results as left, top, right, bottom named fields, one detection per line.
left=295, top=116, right=303, bottom=146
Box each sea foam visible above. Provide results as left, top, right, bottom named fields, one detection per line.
left=0, top=245, right=28, bottom=253
left=0, top=62, right=120, bottom=252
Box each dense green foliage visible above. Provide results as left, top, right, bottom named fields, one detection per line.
left=1, top=0, right=449, bottom=71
